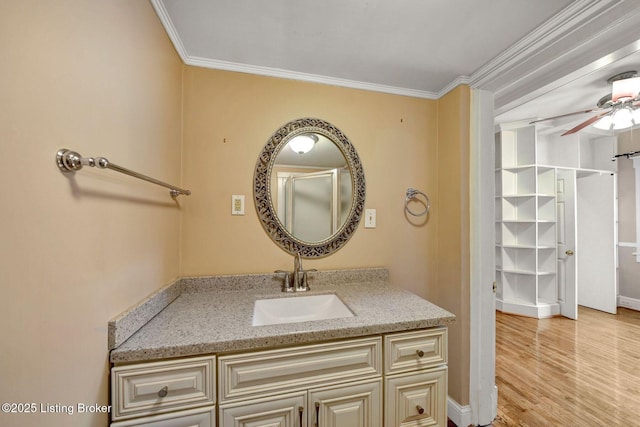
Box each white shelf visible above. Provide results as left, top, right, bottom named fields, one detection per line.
left=501, top=165, right=537, bottom=171
left=500, top=269, right=537, bottom=275
left=502, top=167, right=535, bottom=195
left=495, top=123, right=559, bottom=317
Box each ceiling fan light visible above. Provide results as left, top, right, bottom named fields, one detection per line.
left=611, top=77, right=640, bottom=102
left=613, top=107, right=634, bottom=129
left=593, top=115, right=613, bottom=130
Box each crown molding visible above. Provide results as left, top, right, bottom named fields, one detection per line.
left=438, top=75, right=471, bottom=98
left=150, top=0, right=189, bottom=62
left=468, top=0, right=640, bottom=113
left=468, top=0, right=613, bottom=89
left=152, top=0, right=640, bottom=104
left=151, top=0, right=437, bottom=99
left=185, top=56, right=439, bottom=99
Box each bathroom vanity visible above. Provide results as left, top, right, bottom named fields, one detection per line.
left=108, top=269, right=454, bottom=427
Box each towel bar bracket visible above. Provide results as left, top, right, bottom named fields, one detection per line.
left=56, top=148, right=191, bottom=198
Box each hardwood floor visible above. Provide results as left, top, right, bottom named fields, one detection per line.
left=491, top=307, right=640, bottom=427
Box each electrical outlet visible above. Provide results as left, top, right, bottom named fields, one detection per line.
left=365, top=208, right=376, bottom=228
left=231, top=195, right=245, bottom=215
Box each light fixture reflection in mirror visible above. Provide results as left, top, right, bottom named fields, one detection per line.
left=254, top=118, right=365, bottom=258
left=289, top=134, right=318, bottom=154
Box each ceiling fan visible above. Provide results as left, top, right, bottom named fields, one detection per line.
left=531, top=71, right=640, bottom=136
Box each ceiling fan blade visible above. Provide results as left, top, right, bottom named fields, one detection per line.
left=561, top=112, right=610, bottom=136
left=529, top=107, right=607, bottom=124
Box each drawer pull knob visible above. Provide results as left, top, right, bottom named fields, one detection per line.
left=158, top=386, right=168, bottom=398
left=416, top=349, right=425, bottom=357
left=416, top=405, right=425, bottom=415
left=298, top=406, right=304, bottom=427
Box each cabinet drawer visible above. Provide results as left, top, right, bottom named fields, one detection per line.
left=111, top=355, right=215, bottom=421
left=385, top=367, right=448, bottom=427
left=219, top=337, right=382, bottom=402
left=384, top=328, right=447, bottom=374
left=111, top=405, right=216, bottom=427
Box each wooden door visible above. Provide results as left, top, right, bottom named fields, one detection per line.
left=556, top=169, right=578, bottom=319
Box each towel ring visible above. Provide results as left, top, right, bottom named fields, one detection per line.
left=405, top=188, right=430, bottom=217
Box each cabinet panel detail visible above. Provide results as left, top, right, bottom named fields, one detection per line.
left=385, top=368, right=447, bottom=427
left=220, top=392, right=306, bottom=427
left=219, top=337, right=381, bottom=402
left=111, top=356, right=215, bottom=421
left=111, top=405, right=216, bottom=427
left=384, top=329, right=447, bottom=374
left=309, top=379, right=382, bottom=427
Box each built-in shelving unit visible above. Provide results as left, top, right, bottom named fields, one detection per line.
left=495, top=122, right=617, bottom=318
left=495, top=125, right=559, bottom=318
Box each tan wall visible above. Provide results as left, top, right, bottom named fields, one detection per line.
left=1, top=5, right=474, bottom=423
left=180, top=65, right=471, bottom=405
left=0, top=2, right=183, bottom=426
left=617, top=131, right=640, bottom=300
left=436, top=86, right=471, bottom=405
left=180, top=66, right=441, bottom=299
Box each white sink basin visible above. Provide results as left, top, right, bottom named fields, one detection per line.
left=252, top=294, right=354, bottom=326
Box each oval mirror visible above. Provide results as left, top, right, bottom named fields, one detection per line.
left=254, top=118, right=365, bottom=257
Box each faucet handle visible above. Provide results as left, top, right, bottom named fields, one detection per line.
left=299, top=269, right=317, bottom=291
left=274, top=270, right=294, bottom=292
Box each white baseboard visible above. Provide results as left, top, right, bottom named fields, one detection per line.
left=496, top=298, right=559, bottom=319
left=618, top=295, right=640, bottom=311
left=448, top=397, right=472, bottom=427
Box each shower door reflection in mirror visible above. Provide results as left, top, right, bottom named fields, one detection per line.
left=275, top=168, right=352, bottom=243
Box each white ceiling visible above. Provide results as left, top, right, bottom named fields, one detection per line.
left=152, top=0, right=640, bottom=129
left=495, top=46, right=640, bottom=135
left=152, top=0, right=572, bottom=97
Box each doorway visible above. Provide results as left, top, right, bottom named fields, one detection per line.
left=556, top=169, right=618, bottom=318
left=495, top=125, right=618, bottom=320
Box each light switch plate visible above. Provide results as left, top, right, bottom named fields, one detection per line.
left=231, top=195, right=245, bottom=215
left=365, top=208, right=376, bottom=228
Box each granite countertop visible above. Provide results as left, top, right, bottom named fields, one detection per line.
left=109, top=268, right=455, bottom=364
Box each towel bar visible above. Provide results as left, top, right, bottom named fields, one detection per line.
left=56, top=148, right=191, bottom=198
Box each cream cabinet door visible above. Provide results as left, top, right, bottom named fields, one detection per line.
left=111, top=406, right=215, bottom=427
left=308, top=379, right=382, bottom=427
left=385, top=367, right=447, bottom=427
left=220, top=392, right=306, bottom=427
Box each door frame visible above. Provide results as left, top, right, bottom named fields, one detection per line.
left=469, top=89, right=497, bottom=426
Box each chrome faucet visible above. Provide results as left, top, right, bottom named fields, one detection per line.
left=275, top=253, right=316, bottom=292
left=273, top=253, right=303, bottom=292
left=293, top=253, right=309, bottom=292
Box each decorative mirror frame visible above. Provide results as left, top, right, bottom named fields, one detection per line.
left=254, top=118, right=366, bottom=257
